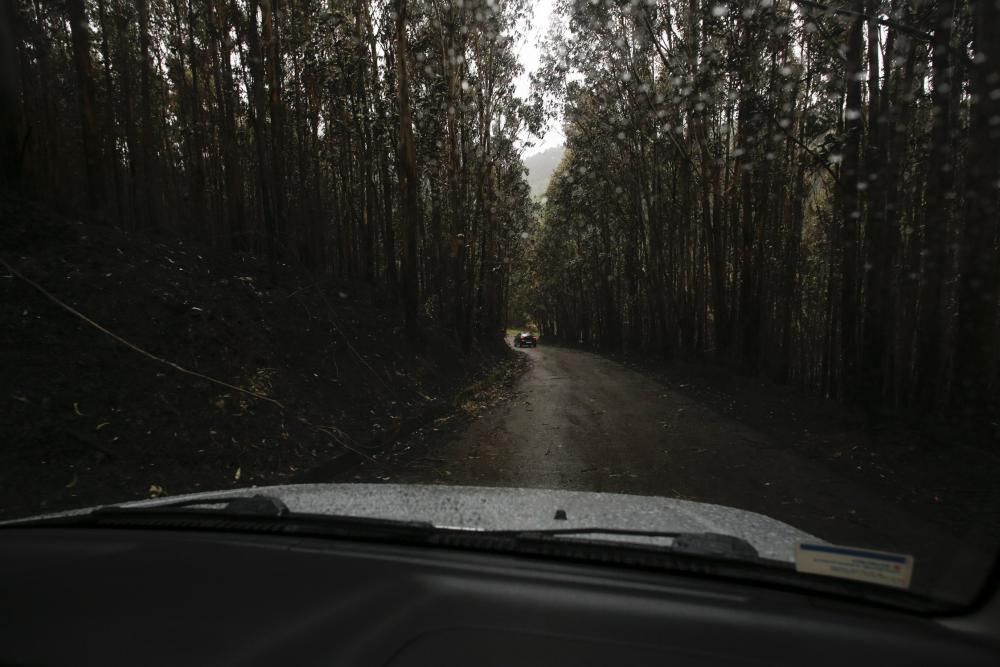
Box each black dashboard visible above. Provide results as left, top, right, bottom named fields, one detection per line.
left=1, top=527, right=997, bottom=666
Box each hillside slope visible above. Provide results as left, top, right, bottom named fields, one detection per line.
left=524, top=145, right=565, bottom=199
left=0, top=197, right=519, bottom=519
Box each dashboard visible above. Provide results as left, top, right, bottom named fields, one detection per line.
left=1, top=527, right=997, bottom=666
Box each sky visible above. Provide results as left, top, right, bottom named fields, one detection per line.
left=515, top=0, right=565, bottom=157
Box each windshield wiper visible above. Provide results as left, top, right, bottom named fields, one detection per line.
left=477, top=528, right=761, bottom=562
left=10, top=499, right=759, bottom=561
left=97, top=494, right=292, bottom=517
left=5, top=494, right=438, bottom=539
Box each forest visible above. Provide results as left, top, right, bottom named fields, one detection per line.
left=2, top=0, right=538, bottom=349
left=516, top=0, right=999, bottom=423
left=3, top=0, right=999, bottom=427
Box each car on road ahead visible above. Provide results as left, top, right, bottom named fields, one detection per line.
left=514, top=331, right=537, bottom=348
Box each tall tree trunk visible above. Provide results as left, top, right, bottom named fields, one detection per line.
left=861, top=1, right=889, bottom=420
left=67, top=0, right=104, bottom=216
left=261, top=0, right=285, bottom=252
left=0, top=0, right=19, bottom=191
left=395, top=0, right=420, bottom=343
left=953, top=0, right=1000, bottom=421
left=138, top=0, right=156, bottom=229
left=95, top=0, right=123, bottom=224
left=217, top=0, right=245, bottom=251
left=915, top=0, right=956, bottom=412
left=186, top=0, right=206, bottom=239
left=838, top=0, right=864, bottom=401
left=247, top=0, right=277, bottom=277
left=137, top=0, right=159, bottom=228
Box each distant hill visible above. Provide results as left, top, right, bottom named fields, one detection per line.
left=523, top=144, right=565, bottom=200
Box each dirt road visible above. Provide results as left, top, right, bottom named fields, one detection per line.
left=382, top=344, right=996, bottom=601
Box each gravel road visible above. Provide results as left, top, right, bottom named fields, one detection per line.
left=382, top=343, right=995, bottom=601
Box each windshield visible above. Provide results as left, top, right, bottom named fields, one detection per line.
left=2, top=0, right=998, bottom=610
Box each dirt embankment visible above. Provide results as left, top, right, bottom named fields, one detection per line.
left=0, top=197, right=521, bottom=519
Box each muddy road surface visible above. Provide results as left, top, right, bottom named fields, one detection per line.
left=379, top=344, right=996, bottom=601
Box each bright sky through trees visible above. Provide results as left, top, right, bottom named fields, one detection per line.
left=516, top=0, right=564, bottom=156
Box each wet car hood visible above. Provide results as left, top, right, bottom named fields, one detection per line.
left=107, top=483, right=818, bottom=562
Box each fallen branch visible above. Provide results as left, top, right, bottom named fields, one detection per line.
left=318, top=291, right=392, bottom=394
left=296, top=416, right=376, bottom=463
left=2, top=257, right=286, bottom=410
left=2, top=257, right=380, bottom=463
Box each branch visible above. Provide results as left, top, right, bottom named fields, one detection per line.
left=2, top=258, right=285, bottom=410
left=789, top=0, right=933, bottom=43
left=1, top=257, right=372, bottom=460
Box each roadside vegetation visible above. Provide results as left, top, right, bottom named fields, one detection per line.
left=4, top=0, right=539, bottom=350
left=513, top=0, right=999, bottom=436
left=1, top=196, right=523, bottom=518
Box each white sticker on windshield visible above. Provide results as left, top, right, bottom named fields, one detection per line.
left=795, top=544, right=914, bottom=589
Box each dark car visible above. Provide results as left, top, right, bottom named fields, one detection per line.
left=514, top=332, right=537, bottom=348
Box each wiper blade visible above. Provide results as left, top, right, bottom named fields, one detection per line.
left=7, top=494, right=437, bottom=537
left=487, top=527, right=681, bottom=539
left=96, top=494, right=292, bottom=518
left=484, top=528, right=760, bottom=561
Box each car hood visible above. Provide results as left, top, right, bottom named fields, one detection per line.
left=92, top=483, right=819, bottom=562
